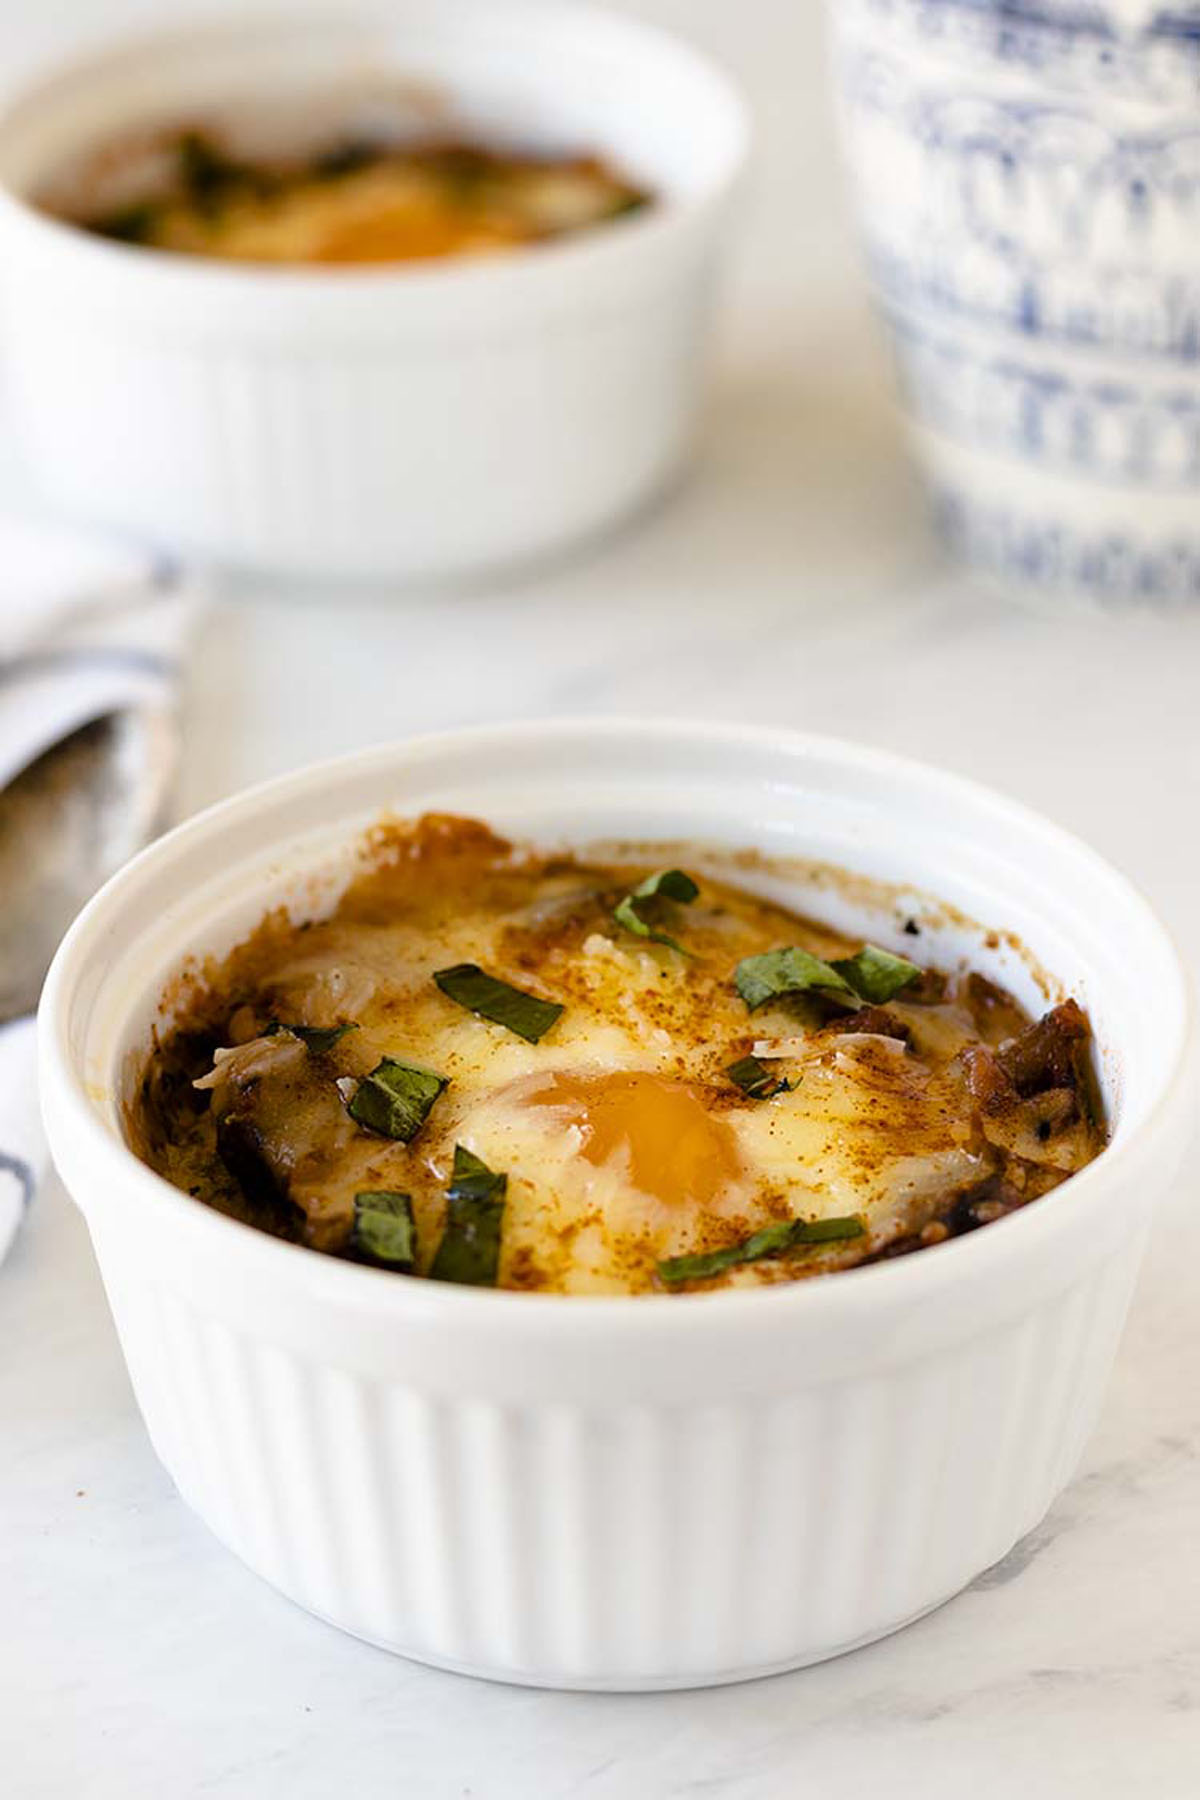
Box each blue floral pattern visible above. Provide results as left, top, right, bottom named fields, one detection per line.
left=832, top=0, right=1200, bottom=598
left=842, top=57, right=1200, bottom=358
left=933, top=488, right=1200, bottom=602
left=841, top=0, right=1200, bottom=100
left=887, top=311, right=1200, bottom=483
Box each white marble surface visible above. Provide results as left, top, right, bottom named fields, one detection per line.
left=4, top=1, right=1200, bottom=1794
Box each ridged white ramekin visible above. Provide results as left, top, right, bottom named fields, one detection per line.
left=0, top=6, right=748, bottom=580
left=40, top=721, right=1194, bottom=1688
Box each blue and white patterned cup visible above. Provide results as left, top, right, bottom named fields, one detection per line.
left=830, top=0, right=1200, bottom=604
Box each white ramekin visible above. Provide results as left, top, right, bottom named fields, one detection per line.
left=0, top=6, right=748, bottom=581
left=40, top=720, right=1194, bottom=1689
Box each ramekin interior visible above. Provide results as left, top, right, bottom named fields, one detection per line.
left=41, top=719, right=1193, bottom=1333
left=0, top=2, right=750, bottom=296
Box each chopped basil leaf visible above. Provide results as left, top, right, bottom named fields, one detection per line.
left=734, top=947, right=858, bottom=1011
left=658, top=1222, right=793, bottom=1284
left=351, top=1191, right=416, bottom=1270
left=725, top=1054, right=790, bottom=1100
left=631, top=868, right=700, bottom=905
left=433, top=963, right=563, bottom=1043
left=445, top=1144, right=506, bottom=1205
left=265, top=1020, right=358, bottom=1056
left=312, top=138, right=378, bottom=180
left=795, top=1215, right=868, bottom=1244
left=430, top=1145, right=507, bottom=1286
left=613, top=868, right=699, bottom=955
left=829, top=945, right=921, bottom=1005
left=735, top=943, right=922, bottom=1011
left=99, top=201, right=162, bottom=244
left=179, top=130, right=241, bottom=212
left=657, top=1214, right=864, bottom=1285
left=613, top=897, right=690, bottom=954
left=347, top=1057, right=448, bottom=1142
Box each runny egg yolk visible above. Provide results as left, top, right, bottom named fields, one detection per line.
left=515, top=1070, right=743, bottom=1208
left=316, top=202, right=527, bottom=264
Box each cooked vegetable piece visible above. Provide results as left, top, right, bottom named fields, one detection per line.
left=351, top=1190, right=416, bottom=1269
left=430, top=1146, right=507, bottom=1286
left=613, top=868, right=699, bottom=955
left=265, top=1020, right=358, bottom=1055
left=819, top=1005, right=910, bottom=1042
left=347, top=1057, right=448, bottom=1141
left=948, top=1174, right=1026, bottom=1235
left=995, top=999, right=1090, bottom=1096
left=433, top=962, right=563, bottom=1043
left=962, top=972, right=1029, bottom=1043
left=734, top=943, right=919, bottom=1011
left=725, top=1054, right=789, bottom=1100
left=658, top=1214, right=865, bottom=1285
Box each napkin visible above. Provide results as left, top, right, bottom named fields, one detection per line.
left=0, top=515, right=200, bottom=1269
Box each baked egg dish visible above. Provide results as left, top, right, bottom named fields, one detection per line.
left=133, top=814, right=1105, bottom=1295
left=60, top=127, right=650, bottom=265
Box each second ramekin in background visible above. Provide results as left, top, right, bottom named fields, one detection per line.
left=0, top=5, right=749, bottom=580
left=40, top=720, right=1194, bottom=1688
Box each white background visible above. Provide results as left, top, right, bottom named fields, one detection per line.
left=3, top=2, right=1200, bottom=1795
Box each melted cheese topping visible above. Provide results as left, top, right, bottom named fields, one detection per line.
left=132, top=815, right=1103, bottom=1294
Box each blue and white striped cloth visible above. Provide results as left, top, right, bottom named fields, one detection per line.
left=0, top=515, right=200, bottom=1269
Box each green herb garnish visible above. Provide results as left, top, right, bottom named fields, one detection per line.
left=796, top=1216, right=869, bottom=1243
left=657, top=1214, right=865, bottom=1285
left=433, top=963, right=564, bottom=1044
left=444, top=1145, right=506, bottom=1205
left=725, top=1055, right=790, bottom=1100
left=428, top=144, right=492, bottom=201
left=430, top=1146, right=507, bottom=1286
left=612, top=868, right=699, bottom=955
left=734, top=944, right=920, bottom=1011
left=98, top=201, right=162, bottom=244
left=660, top=1220, right=795, bottom=1283
left=734, top=947, right=857, bottom=1010
left=265, top=1020, right=358, bottom=1056
left=829, top=945, right=922, bottom=1005
left=351, top=1191, right=416, bottom=1270
left=178, top=130, right=242, bottom=212
left=347, top=1057, right=448, bottom=1142
left=312, top=138, right=378, bottom=180
left=607, top=191, right=651, bottom=222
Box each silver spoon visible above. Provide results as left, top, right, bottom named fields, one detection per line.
left=0, top=709, right=178, bottom=1018
left=0, top=709, right=178, bottom=1252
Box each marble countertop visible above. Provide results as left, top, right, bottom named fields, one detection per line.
left=4, top=2, right=1200, bottom=1794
